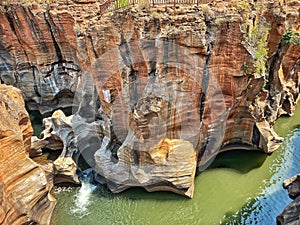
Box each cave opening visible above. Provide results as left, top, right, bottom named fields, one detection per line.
left=207, top=149, right=267, bottom=174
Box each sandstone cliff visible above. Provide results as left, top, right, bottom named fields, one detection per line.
left=0, top=84, right=55, bottom=225
left=0, top=0, right=299, bottom=197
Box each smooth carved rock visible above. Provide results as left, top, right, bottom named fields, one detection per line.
left=53, top=156, right=79, bottom=184
left=29, top=136, right=46, bottom=157
left=0, top=84, right=55, bottom=225
left=0, top=6, right=80, bottom=114
left=82, top=4, right=299, bottom=198
left=95, top=138, right=197, bottom=197
left=38, top=110, right=80, bottom=184
left=0, top=1, right=300, bottom=198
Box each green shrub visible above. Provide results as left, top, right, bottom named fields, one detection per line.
left=114, top=0, right=130, bottom=9
left=281, top=29, right=300, bottom=45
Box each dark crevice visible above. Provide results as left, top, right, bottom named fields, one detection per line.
left=22, top=221, right=37, bottom=225
left=44, top=11, right=63, bottom=62
left=88, top=35, right=99, bottom=59
left=266, top=43, right=282, bottom=93
left=129, top=70, right=138, bottom=106
left=197, top=20, right=214, bottom=164
left=199, top=51, right=211, bottom=120
left=26, top=7, right=49, bottom=53
left=5, top=10, right=30, bottom=62
left=252, top=124, right=260, bottom=147
left=199, top=20, right=214, bottom=120
left=10, top=8, right=22, bottom=29
left=32, top=66, right=41, bottom=97
left=282, top=97, right=292, bottom=115
left=27, top=109, right=44, bottom=136
left=119, top=34, right=138, bottom=106
left=119, top=34, right=132, bottom=68
left=265, top=43, right=288, bottom=123
left=197, top=54, right=211, bottom=162
left=163, top=37, right=169, bottom=73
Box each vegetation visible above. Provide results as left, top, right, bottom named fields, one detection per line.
left=238, top=0, right=270, bottom=79
left=252, top=26, right=269, bottom=75
left=114, top=0, right=131, bottom=9
left=242, top=21, right=270, bottom=77
left=281, top=29, right=300, bottom=46
left=235, top=0, right=251, bottom=14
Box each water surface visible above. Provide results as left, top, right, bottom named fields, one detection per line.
left=51, top=105, right=300, bottom=225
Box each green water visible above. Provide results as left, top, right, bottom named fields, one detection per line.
left=51, top=105, right=300, bottom=225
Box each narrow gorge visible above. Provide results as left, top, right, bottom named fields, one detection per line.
left=0, top=0, right=299, bottom=224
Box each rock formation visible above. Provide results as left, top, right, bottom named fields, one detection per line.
left=0, top=4, right=80, bottom=114
left=277, top=174, right=300, bottom=225
left=39, top=110, right=81, bottom=185
left=0, top=0, right=300, bottom=198
left=0, top=84, right=55, bottom=225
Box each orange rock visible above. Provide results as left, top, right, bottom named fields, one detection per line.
left=0, top=84, right=55, bottom=225
left=0, top=1, right=299, bottom=199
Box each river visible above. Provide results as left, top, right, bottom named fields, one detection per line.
left=51, top=105, right=300, bottom=225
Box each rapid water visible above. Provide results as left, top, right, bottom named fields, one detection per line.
left=51, top=105, right=300, bottom=225
left=69, top=173, right=97, bottom=218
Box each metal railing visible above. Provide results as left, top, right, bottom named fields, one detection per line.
left=100, top=0, right=206, bottom=14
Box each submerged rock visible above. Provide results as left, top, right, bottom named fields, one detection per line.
left=0, top=84, right=55, bottom=225
left=277, top=196, right=300, bottom=225
left=277, top=174, right=300, bottom=225
left=284, top=174, right=300, bottom=199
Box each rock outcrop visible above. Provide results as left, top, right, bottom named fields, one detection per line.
left=277, top=174, right=300, bottom=225
left=39, top=110, right=81, bottom=185
left=0, top=84, right=55, bottom=225
left=0, top=0, right=299, bottom=197
left=0, top=4, right=80, bottom=114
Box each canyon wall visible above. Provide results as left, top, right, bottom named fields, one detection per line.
left=0, top=84, right=55, bottom=225
left=0, top=0, right=299, bottom=199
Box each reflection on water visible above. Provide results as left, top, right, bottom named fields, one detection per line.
left=221, top=127, right=300, bottom=224
left=51, top=106, right=300, bottom=225
left=208, top=150, right=267, bottom=174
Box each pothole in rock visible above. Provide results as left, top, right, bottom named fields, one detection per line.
left=27, top=107, right=74, bottom=164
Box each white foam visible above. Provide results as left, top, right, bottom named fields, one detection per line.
left=69, top=175, right=97, bottom=218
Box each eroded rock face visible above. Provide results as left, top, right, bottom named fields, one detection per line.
left=38, top=110, right=81, bottom=185
left=277, top=174, right=300, bottom=225
left=97, top=138, right=197, bottom=197
left=0, top=0, right=299, bottom=197
left=0, top=5, right=80, bottom=114
left=0, top=84, right=55, bottom=225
